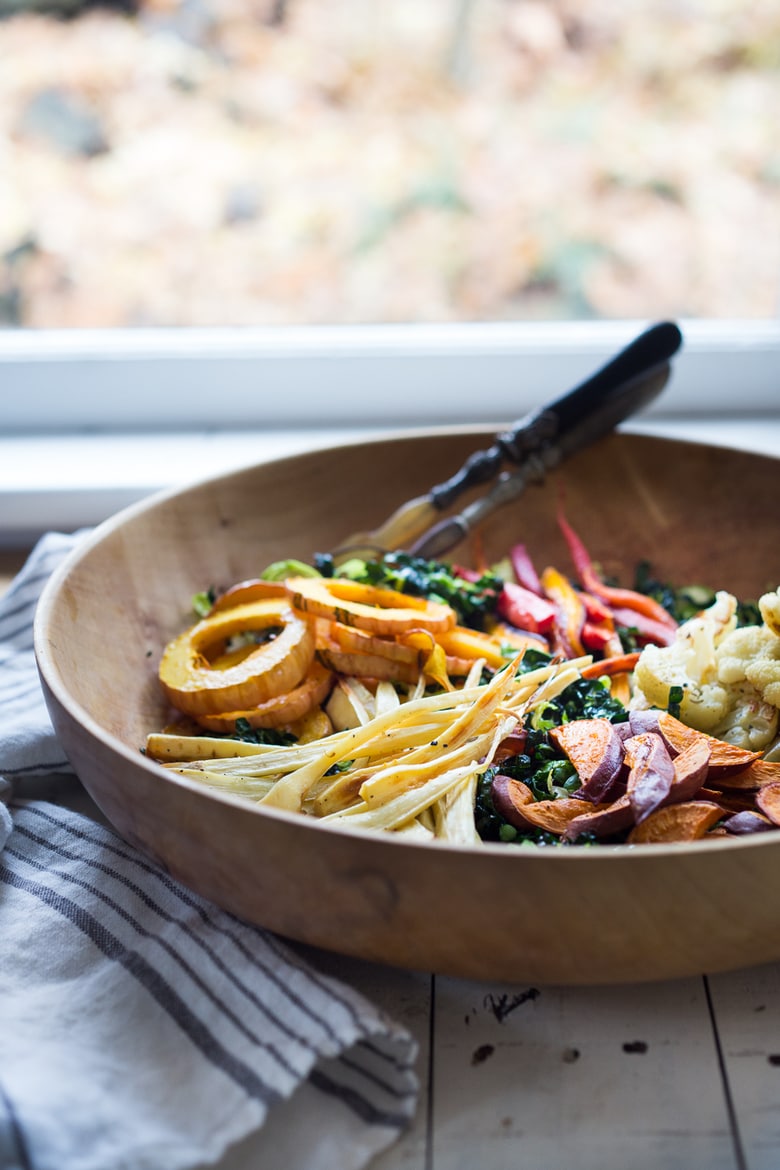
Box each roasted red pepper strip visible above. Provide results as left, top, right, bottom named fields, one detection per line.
left=581, top=620, right=618, bottom=653
left=580, top=590, right=615, bottom=624
left=557, top=507, right=678, bottom=632
left=497, top=581, right=556, bottom=634
left=540, top=566, right=586, bottom=657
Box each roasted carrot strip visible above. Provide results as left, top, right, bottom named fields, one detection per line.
left=581, top=652, right=640, bottom=679
left=557, top=507, right=678, bottom=632
left=509, top=543, right=543, bottom=595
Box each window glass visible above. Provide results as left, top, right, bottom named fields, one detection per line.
left=1, top=0, right=778, bottom=329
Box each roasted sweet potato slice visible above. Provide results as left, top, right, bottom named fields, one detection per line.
left=627, top=801, right=724, bottom=844
left=710, top=758, right=780, bottom=791
left=722, top=811, right=776, bottom=835
left=755, top=781, right=780, bottom=826
left=491, top=781, right=610, bottom=835
left=656, top=712, right=761, bottom=776
left=624, top=732, right=675, bottom=823
left=562, top=794, right=634, bottom=841
left=628, top=708, right=666, bottom=742
left=667, top=738, right=712, bottom=804
left=549, top=717, right=624, bottom=803
left=490, top=775, right=535, bottom=828
left=700, top=788, right=753, bottom=814
left=493, top=731, right=528, bottom=763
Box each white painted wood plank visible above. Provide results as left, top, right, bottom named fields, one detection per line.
left=707, top=964, right=780, bottom=1170
left=429, top=976, right=737, bottom=1170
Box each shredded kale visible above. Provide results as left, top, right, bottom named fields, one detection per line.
left=314, top=551, right=504, bottom=629
left=192, top=588, right=216, bottom=618
left=667, top=684, right=684, bottom=720
left=325, top=759, right=354, bottom=776
left=542, top=675, right=629, bottom=725
left=736, top=598, right=762, bottom=627
left=231, top=718, right=296, bottom=747
left=634, top=560, right=759, bottom=627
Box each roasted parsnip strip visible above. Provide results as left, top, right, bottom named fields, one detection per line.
left=146, top=733, right=283, bottom=762
left=169, top=767, right=276, bottom=799
left=324, top=765, right=482, bottom=832
left=432, top=770, right=481, bottom=845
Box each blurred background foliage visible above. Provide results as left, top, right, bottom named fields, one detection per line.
left=1, top=0, right=778, bottom=326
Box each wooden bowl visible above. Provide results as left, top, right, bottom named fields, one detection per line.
left=34, top=430, right=780, bottom=985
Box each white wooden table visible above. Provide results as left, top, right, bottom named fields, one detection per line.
left=310, top=947, right=780, bottom=1170
left=4, top=416, right=780, bottom=1170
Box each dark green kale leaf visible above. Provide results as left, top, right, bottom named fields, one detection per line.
left=231, top=718, right=296, bottom=747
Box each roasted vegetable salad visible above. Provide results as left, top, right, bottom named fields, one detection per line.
left=147, top=511, right=780, bottom=847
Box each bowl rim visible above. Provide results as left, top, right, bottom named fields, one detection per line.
left=33, top=425, right=780, bottom=866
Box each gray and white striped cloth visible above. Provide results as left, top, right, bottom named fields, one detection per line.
left=0, top=534, right=419, bottom=1170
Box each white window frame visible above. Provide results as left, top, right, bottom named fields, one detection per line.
left=2, top=317, right=778, bottom=430
left=1, top=317, right=778, bottom=545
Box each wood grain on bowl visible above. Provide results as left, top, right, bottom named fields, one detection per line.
left=33, top=430, right=780, bottom=984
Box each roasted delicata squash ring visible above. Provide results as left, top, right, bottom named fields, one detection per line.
left=159, top=599, right=314, bottom=716
left=193, top=661, right=334, bottom=732
left=285, top=576, right=456, bottom=636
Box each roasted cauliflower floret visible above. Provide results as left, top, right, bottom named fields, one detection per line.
left=632, top=586, right=780, bottom=751
left=746, top=645, right=780, bottom=708
left=711, top=681, right=779, bottom=751
left=717, top=624, right=777, bottom=684
left=632, top=592, right=738, bottom=733
left=633, top=646, right=731, bottom=732
left=717, top=608, right=780, bottom=708
left=759, top=588, right=780, bottom=638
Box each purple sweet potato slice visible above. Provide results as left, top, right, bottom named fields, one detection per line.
left=562, top=793, right=634, bottom=841
left=624, top=732, right=676, bottom=824
left=549, top=717, right=625, bottom=804
left=722, top=811, right=776, bottom=835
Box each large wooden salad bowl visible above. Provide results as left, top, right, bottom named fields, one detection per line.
left=35, top=430, right=780, bottom=985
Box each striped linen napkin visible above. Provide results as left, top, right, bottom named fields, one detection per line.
left=0, top=534, right=419, bottom=1170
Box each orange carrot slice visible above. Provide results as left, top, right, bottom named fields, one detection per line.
left=581, top=653, right=641, bottom=679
